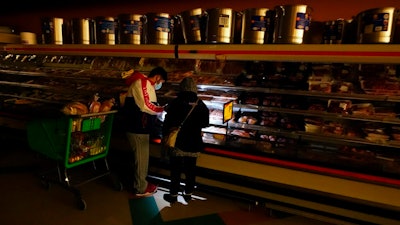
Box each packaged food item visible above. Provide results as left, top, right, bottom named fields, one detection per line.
left=304, top=117, right=323, bottom=133
left=362, top=123, right=390, bottom=143
left=327, top=99, right=352, bottom=114
left=351, top=103, right=374, bottom=116
left=391, top=126, right=400, bottom=141
left=308, top=81, right=332, bottom=93
left=322, top=121, right=344, bottom=135
left=374, top=107, right=397, bottom=118
left=332, top=81, right=353, bottom=93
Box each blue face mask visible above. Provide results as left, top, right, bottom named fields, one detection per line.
left=155, top=82, right=162, bottom=90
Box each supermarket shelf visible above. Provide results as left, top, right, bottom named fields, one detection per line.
left=177, top=44, right=400, bottom=64
left=3, top=44, right=400, bottom=64
left=0, top=33, right=20, bottom=44
left=234, top=104, right=400, bottom=125
left=2, top=44, right=176, bottom=58
left=198, top=84, right=391, bottom=102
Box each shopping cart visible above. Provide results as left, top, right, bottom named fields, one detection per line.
left=27, top=110, right=122, bottom=210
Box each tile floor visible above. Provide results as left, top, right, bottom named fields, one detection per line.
left=0, top=133, right=336, bottom=225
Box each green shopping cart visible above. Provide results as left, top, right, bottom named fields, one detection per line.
left=27, top=110, right=122, bottom=210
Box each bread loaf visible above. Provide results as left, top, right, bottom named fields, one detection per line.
left=62, top=101, right=89, bottom=115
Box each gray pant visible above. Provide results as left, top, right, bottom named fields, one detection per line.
left=126, top=132, right=149, bottom=193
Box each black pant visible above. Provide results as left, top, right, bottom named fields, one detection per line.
left=169, top=156, right=197, bottom=195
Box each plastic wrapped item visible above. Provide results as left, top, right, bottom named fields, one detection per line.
left=61, top=101, right=89, bottom=115
left=327, top=99, right=352, bottom=114
left=308, top=81, right=332, bottom=93
left=351, top=103, right=374, bottom=116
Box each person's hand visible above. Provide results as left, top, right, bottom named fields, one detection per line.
left=157, top=111, right=167, bottom=121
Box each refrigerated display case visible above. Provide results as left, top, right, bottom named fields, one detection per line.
left=1, top=44, right=400, bottom=223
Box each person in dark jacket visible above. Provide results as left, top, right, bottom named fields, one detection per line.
left=162, top=77, right=209, bottom=203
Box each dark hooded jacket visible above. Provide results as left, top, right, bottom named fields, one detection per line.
left=162, top=91, right=209, bottom=153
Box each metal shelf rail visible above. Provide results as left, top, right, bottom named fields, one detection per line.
left=3, top=44, right=400, bottom=64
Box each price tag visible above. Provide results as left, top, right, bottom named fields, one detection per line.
left=223, top=100, right=233, bottom=123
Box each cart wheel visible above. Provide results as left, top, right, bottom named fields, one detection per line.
left=110, top=173, right=123, bottom=191
left=77, top=198, right=87, bottom=210
left=114, top=181, right=123, bottom=192
left=40, top=176, right=50, bottom=190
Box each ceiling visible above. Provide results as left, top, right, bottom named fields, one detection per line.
left=0, top=0, right=127, bottom=15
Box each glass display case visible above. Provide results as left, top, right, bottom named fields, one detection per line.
left=1, top=44, right=400, bottom=224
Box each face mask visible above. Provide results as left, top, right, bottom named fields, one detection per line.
left=155, top=82, right=163, bottom=90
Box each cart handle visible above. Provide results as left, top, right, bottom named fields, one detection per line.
left=72, top=110, right=118, bottom=118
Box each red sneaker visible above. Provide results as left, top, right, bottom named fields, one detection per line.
left=146, top=183, right=158, bottom=193
left=134, top=183, right=158, bottom=197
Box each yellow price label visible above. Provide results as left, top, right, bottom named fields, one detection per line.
left=223, top=101, right=233, bottom=123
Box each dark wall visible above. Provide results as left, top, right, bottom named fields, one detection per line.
left=1, top=0, right=400, bottom=36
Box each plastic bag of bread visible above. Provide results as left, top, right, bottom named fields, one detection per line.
left=99, top=98, right=115, bottom=112
left=61, top=101, right=89, bottom=115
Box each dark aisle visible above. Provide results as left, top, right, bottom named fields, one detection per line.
left=0, top=129, right=335, bottom=225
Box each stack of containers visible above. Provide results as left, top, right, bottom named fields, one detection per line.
left=38, top=6, right=400, bottom=45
